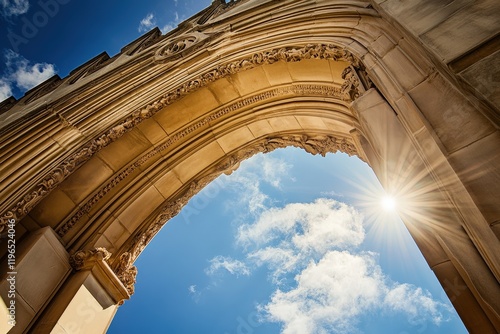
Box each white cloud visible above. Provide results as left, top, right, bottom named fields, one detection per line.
left=188, top=285, right=197, bottom=294
left=161, top=23, right=175, bottom=33
left=138, top=13, right=156, bottom=32
left=237, top=199, right=365, bottom=253
left=262, top=155, right=292, bottom=188
left=0, top=50, right=56, bottom=99
left=161, top=11, right=183, bottom=34
left=263, top=251, right=382, bottom=334
left=0, top=79, right=13, bottom=102
left=262, top=251, right=451, bottom=334
left=384, top=283, right=451, bottom=326
left=219, top=153, right=293, bottom=216
left=196, top=151, right=453, bottom=333
left=205, top=255, right=250, bottom=277
left=1, top=0, right=29, bottom=16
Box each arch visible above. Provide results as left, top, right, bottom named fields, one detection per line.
left=0, top=1, right=499, bottom=333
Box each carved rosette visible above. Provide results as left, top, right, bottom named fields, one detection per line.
left=153, top=31, right=218, bottom=64
left=0, top=43, right=367, bottom=233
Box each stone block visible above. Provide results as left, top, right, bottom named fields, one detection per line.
left=268, top=116, right=302, bottom=132
left=460, top=49, right=500, bottom=111
left=0, top=227, right=70, bottom=333
left=136, top=118, right=169, bottom=145
left=328, top=60, right=350, bottom=85
left=172, top=141, right=225, bottom=183
left=118, top=185, right=165, bottom=233
left=448, top=131, right=500, bottom=225
left=217, top=126, right=255, bottom=153
left=154, top=170, right=184, bottom=199
left=29, top=189, right=76, bottom=229
left=420, top=1, right=500, bottom=62
left=382, top=46, right=427, bottom=90
left=153, top=101, right=191, bottom=135
left=371, top=33, right=396, bottom=58
left=181, top=87, right=220, bottom=121
left=379, top=0, right=474, bottom=36
left=408, top=74, right=495, bottom=153
left=394, top=94, right=426, bottom=134
left=247, top=119, right=273, bottom=138
left=97, top=128, right=152, bottom=172
left=207, top=77, right=241, bottom=105
left=102, top=218, right=131, bottom=251
left=262, top=61, right=293, bottom=86
left=55, top=285, right=118, bottom=334
left=230, top=67, right=272, bottom=96
left=60, top=156, right=114, bottom=204
left=294, top=115, right=329, bottom=131
left=287, top=59, right=333, bottom=83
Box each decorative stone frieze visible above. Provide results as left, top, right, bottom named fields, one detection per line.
left=0, top=43, right=365, bottom=234
left=55, top=84, right=348, bottom=237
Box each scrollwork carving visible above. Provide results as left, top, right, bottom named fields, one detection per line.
left=1, top=44, right=366, bottom=233
left=69, top=247, right=112, bottom=271
left=70, top=247, right=137, bottom=297
left=114, top=252, right=138, bottom=296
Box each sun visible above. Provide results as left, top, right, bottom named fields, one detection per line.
left=381, top=196, right=397, bottom=212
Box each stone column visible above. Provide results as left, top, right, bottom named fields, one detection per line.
left=1, top=228, right=134, bottom=333
left=352, top=88, right=500, bottom=333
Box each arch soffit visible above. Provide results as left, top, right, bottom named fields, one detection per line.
left=1, top=0, right=417, bottom=233
left=2, top=41, right=379, bottom=230
left=2, top=2, right=435, bottom=291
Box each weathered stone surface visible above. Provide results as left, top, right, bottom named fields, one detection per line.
left=1, top=1, right=499, bottom=333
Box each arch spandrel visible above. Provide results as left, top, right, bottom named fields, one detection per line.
left=1, top=0, right=499, bottom=332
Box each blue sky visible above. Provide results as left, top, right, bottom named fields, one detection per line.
left=107, top=149, right=467, bottom=334
left=0, top=0, right=211, bottom=101
left=0, top=1, right=467, bottom=333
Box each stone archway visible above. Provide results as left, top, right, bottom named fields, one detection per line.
left=0, top=1, right=499, bottom=333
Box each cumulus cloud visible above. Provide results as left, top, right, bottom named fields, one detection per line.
left=205, top=255, right=250, bottom=277
left=0, top=79, right=13, bottom=101
left=220, top=154, right=292, bottom=215
left=234, top=197, right=451, bottom=333
left=384, top=284, right=451, bottom=326
left=262, top=250, right=451, bottom=334
left=238, top=199, right=364, bottom=253
left=138, top=13, right=156, bottom=32
left=1, top=0, right=29, bottom=16
left=0, top=50, right=57, bottom=101
left=263, top=251, right=383, bottom=334
left=198, top=152, right=453, bottom=333
left=161, top=11, right=182, bottom=34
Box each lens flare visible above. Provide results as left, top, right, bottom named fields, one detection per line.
left=381, top=196, right=397, bottom=212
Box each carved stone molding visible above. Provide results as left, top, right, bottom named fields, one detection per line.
left=69, top=247, right=112, bottom=271
left=118, top=134, right=360, bottom=266
left=70, top=247, right=137, bottom=299
left=113, top=252, right=138, bottom=296
left=154, top=34, right=199, bottom=63
left=341, top=65, right=373, bottom=100
left=55, top=84, right=344, bottom=237
left=0, top=43, right=366, bottom=232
